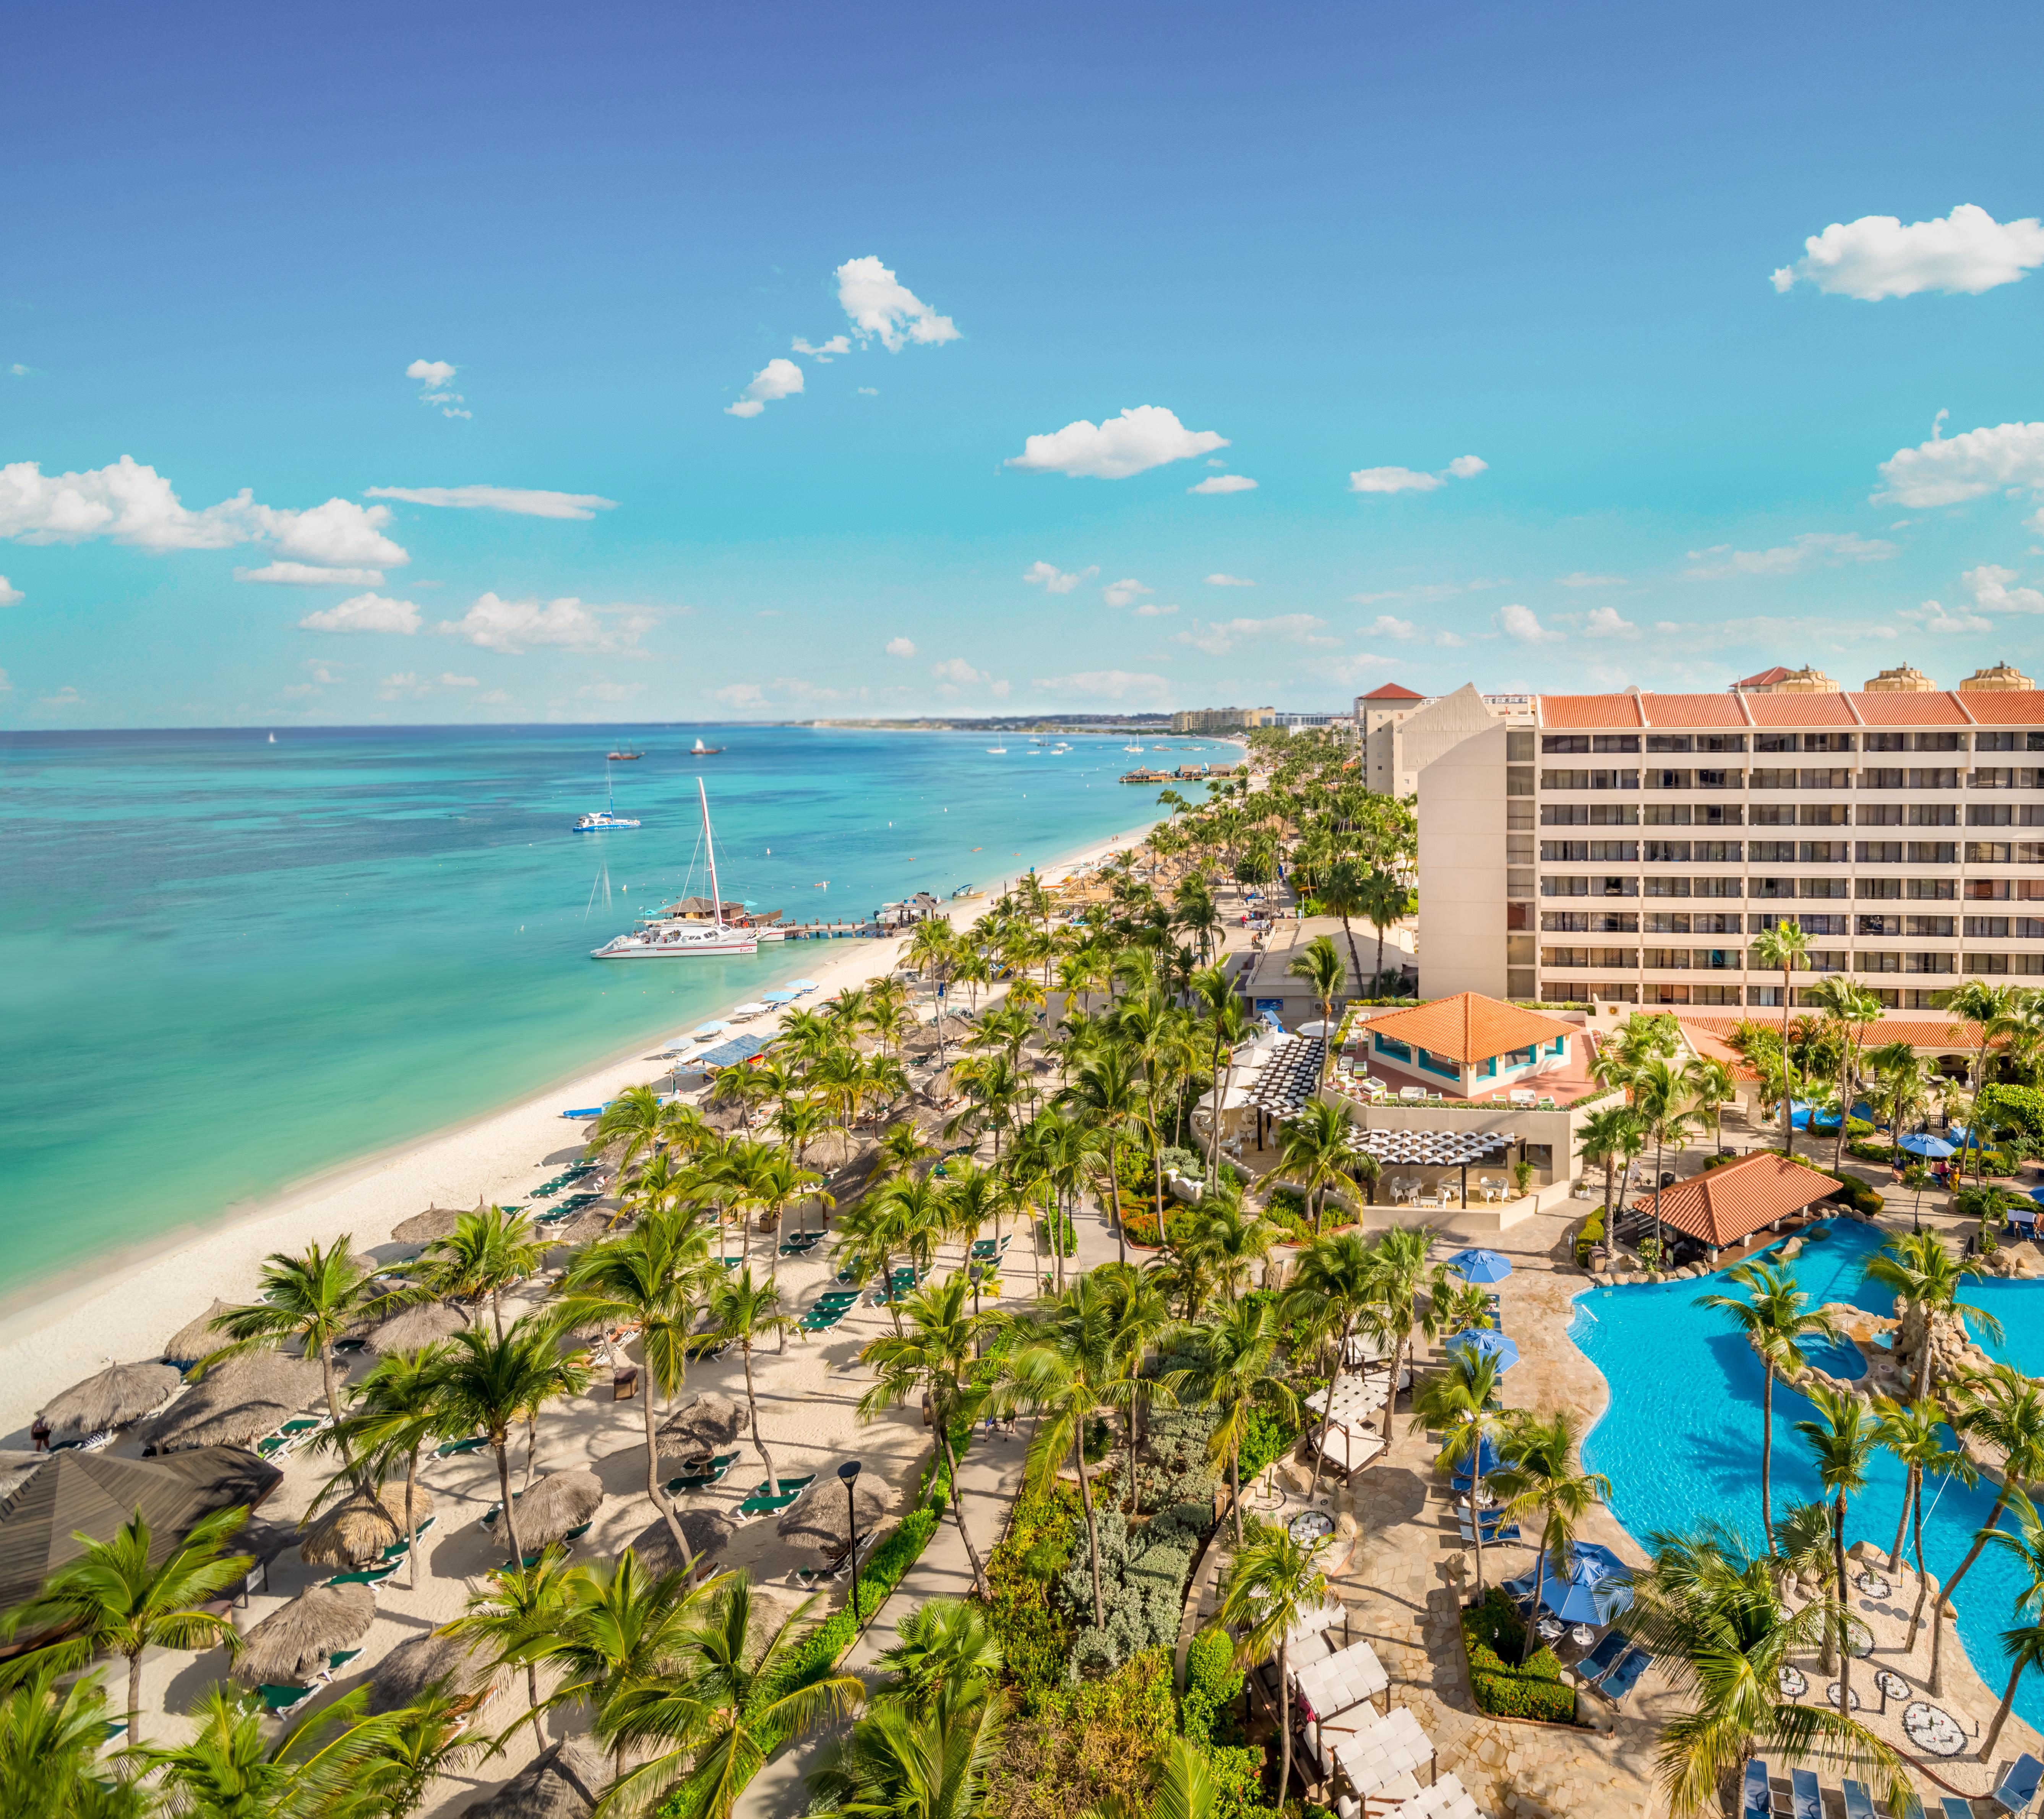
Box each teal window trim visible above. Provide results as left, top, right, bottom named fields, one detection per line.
left=1374, top=1032, right=1412, bottom=1062
left=1418, top=1047, right=1460, bottom=1080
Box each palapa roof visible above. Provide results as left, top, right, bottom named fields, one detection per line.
left=657, top=1392, right=744, bottom=1456
left=514, top=1470, right=603, bottom=1549
left=392, top=1205, right=467, bottom=1246
left=300, top=1482, right=436, bottom=1567
left=368, top=1630, right=499, bottom=1715
left=778, top=1475, right=894, bottom=1552
left=0, top=1447, right=279, bottom=1616
left=367, top=1302, right=470, bottom=1354
left=234, top=1581, right=377, bottom=1683
left=40, top=1360, right=185, bottom=1433
left=141, top=1350, right=325, bottom=1454
left=1632, top=1151, right=1840, bottom=1248
left=1360, top=993, right=1577, bottom=1067
left=161, top=1300, right=238, bottom=1367
left=624, top=1509, right=736, bottom=1578
left=461, top=1739, right=607, bottom=1818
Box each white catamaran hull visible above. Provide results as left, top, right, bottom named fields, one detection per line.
left=591, top=927, right=758, bottom=958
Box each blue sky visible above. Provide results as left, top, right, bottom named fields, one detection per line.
left=3, top=0, right=2042, bottom=727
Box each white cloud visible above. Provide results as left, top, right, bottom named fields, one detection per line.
left=1031, top=669, right=1171, bottom=702
left=1173, top=614, right=1335, bottom=657
left=1683, top=532, right=1898, bottom=578
left=1577, top=606, right=1638, bottom=639
left=1133, top=602, right=1179, bottom=617
left=0, top=666, right=10, bottom=689
left=930, top=657, right=987, bottom=686
left=406, top=358, right=470, bottom=418
left=300, top=660, right=343, bottom=686
left=480, top=689, right=510, bottom=705
left=1023, top=560, right=1097, bottom=595
left=1361, top=613, right=1465, bottom=648
left=1555, top=571, right=1627, bottom=588
left=715, top=682, right=768, bottom=710
left=885, top=637, right=917, bottom=658
left=1328, top=653, right=1396, bottom=685
left=1348, top=456, right=1487, bottom=494
left=576, top=681, right=642, bottom=702
left=1007, top=407, right=1227, bottom=480
left=1103, top=578, right=1151, bottom=607
left=7, top=364, right=40, bottom=378
left=1189, top=474, right=1258, bottom=494
left=1497, top=603, right=1563, bottom=644
left=0, top=575, right=20, bottom=607
left=39, top=685, right=82, bottom=709
left=1876, top=420, right=2044, bottom=508
left=990, top=679, right=1011, bottom=699
left=376, top=671, right=425, bottom=700
left=1896, top=600, right=1992, bottom=636
left=858, top=386, right=879, bottom=396
left=266, top=498, right=407, bottom=568
left=1771, top=205, right=2044, bottom=300
left=792, top=336, right=852, bottom=361
left=726, top=358, right=804, bottom=418
left=363, top=485, right=618, bottom=520
left=298, top=592, right=423, bottom=635
left=1965, top=564, right=2044, bottom=614
left=834, top=256, right=960, bottom=351
left=237, top=562, right=386, bottom=586
left=1205, top=573, right=1255, bottom=587
left=435, top=592, right=614, bottom=653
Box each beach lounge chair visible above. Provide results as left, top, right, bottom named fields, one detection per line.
left=1840, top=1782, right=1877, bottom=1819
left=326, top=1562, right=399, bottom=1590
left=1940, top=1801, right=1974, bottom=1819
left=321, top=1648, right=364, bottom=1681
left=1997, top=1755, right=2044, bottom=1816
left=1595, top=1645, right=1651, bottom=1705
left=562, top=1521, right=593, bottom=1542
left=1741, top=1761, right=1771, bottom=1819
left=102, top=1718, right=129, bottom=1743
left=795, top=1530, right=876, bottom=1587
left=1789, top=1769, right=1822, bottom=1819
left=736, top=1485, right=807, bottom=1522
left=749, top=1474, right=816, bottom=1497
left=257, top=1683, right=319, bottom=1721
left=665, top=1451, right=740, bottom=1495
left=1570, top=1630, right=1631, bottom=1687
left=1457, top=1519, right=1520, bottom=1544
left=480, top=1493, right=523, bottom=1530
left=433, top=1435, right=488, bottom=1459
left=382, top=1515, right=433, bottom=1560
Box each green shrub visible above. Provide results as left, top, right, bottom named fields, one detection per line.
left=1460, top=1589, right=1578, bottom=1727
left=1237, top=1404, right=1302, bottom=1482
left=1980, top=1084, right=2044, bottom=1147
left=1181, top=1626, right=1244, bottom=1745
left=1039, top=1212, right=1079, bottom=1256
left=1202, top=1741, right=1274, bottom=1819
left=986, top=1483, right=1079, bottom=1696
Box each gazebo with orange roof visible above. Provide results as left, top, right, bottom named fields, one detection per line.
left=1356, top=992, right=1578, bottom=1099
left=1632, top=1150, right=1841, bottom=1263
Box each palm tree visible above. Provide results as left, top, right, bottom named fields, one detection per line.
left=547, top=1550, right=704, bottom=1781
left=1490, top=1410, right=1611, bottom=1667
left=368, top=1685, right=491, bottom=1818
left=601, top=1575, right=865, bottom=1819
left=1183, top=1296, right=1298, bottom=1548
left=142, top=1684, right=397, bottom=1817
left=1092, top=1261, right=1179, bottom=1514
left=1215, top=1520, right=1329, bottom=1808
left=1574, top=1103, right=1644, bottom=1237
left=1863, top=1229, right=2002, bottom=1398
left=1951, top=978, right=2023, bottom=1174
left=0, top=1661, right=143, bottom=1819
left=1314, top=857, right=1372, bottom=994
left=1360, top=1225, right=1448, bottom=1444
left=858, top=1273, right=1002, bottom=1594
left=1695, top=1261, right=1841, bottom=1549
left=1870, top=1396, right=1975, bottom=1653
left=419, top=1203, right=543, bottom=1337
left=556, top=1209, right=714, bottom=1565
left=753, top=1150, right=831, bottom=1293
left=1804, top=977, right=1887, bottom=1172
left=1061, top=1043, right=1146, bottom=1265
left=439, top=1548, right=578, bottom=1750
left=1284, top=935, right=1346, bottom=1083
left=432, top=1319, right=592, bottom=1564
left=705, top=1265, right=800, bottom=1494
left=807, top=1672, right=1004, bottom=1819
left=1273, top=1098, right=1358, bottom=1237
left=867, top=1597, right=1004, bottom=1711
left=1358, top=868, right=1414, bottom=998
left=1630, top=1058, right=1695, bottom=1259
left=587, top=1081, right=673, bottom=1187
left=1979, top=1487, right=2044, bottom=1761
left=0, top=1506, right=250, bottom=1740
left=1686, top=1058, right=1739, bottom=1156
left=1283, top=1231, right=1377, bottom=1501
left=1172, top=1190, right=1277, bottom=1315
left=1625, top=1523, right=1912, bottom=1819
left=1864, top=1041, right=1930, bottom=1162
left=1412, top=1350, right=1513, bottom=1600
left=324, top=1342, right=452, bottom=1590
left=1934, top=1362, right=2044, bottom=1693
left=1749, top=920, right=1810, bottom=1153
left=1793, top=1385, right=1880, bottom=1717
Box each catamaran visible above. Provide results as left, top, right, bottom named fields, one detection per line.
left=574, top=760, right=641, bottom=832
left=590, top=780, right=756, bottom=957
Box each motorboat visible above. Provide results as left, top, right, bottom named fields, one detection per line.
left=575, top=809, right=641, bottom=832
left=607, top=746, right=643, bottom=760
left=986, top=745, right=1007, bottom=753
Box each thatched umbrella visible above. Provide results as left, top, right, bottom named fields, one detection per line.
left=161, top=1300, right=237, bottom=1367
left=392, top=1205, right=466, bottom=1246
left=367, top=1630, right=498, bottom=1716
left=299, top=1482, right=436, bottom=1568
left=779, top=1475, right=894, bottom=1553
left=515, top=1470, right=602, bottom=1549
left=234, top=1582, right=375, bottom=1684
left=699, top=1098, right=748, bottom=1134
left=625, top=1509, right=735, bottom=1579
left=140, top=1350, right=324, bottom=1454
left=366, top=1302, right=469, bottom=1354
left=546, top=1210, right=614, bottom=1249
left=461, top=1738, right=605, bottom=1817
left=39, top=1361, right=185, bottom=1434
left=657, top=1393, right=743, bottom=1460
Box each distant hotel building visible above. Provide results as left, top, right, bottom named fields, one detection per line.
left=1405, top=664, right=2044, bottom=1009
left=1171, top=705, right=1276, bottom=733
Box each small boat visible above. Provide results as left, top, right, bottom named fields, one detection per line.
left=985, top=745, right=1007, bottom=754
left=575, top=809, right=641, bottom=832
left=1123, top=743, right=1144, bottom=752
left=607, top=747, right=643, bottom=761
left=690, top=737, right=724, bottom=755
left=267, top=733, right=276, bottom=744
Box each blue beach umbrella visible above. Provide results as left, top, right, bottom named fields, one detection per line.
left=1539, top=1540, right=1633, bottom=1623
left=761, top=990, right=800, bottom=1004
left=1446, top=1329, right=1519, bottom=1372
left=1447, top=1248, right=1513, bottom=1284
left=1449, top=1433, right=1502, bottom=1481
left=691, top=1020, right=731, bottom=1039
left=1787, top=1100, right=1817, bottom=1130
left=785, top=979, right=819, bottom=991
left=1899, top=1133, right=1956, bottom=1159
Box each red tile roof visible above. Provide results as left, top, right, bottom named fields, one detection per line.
left=1633, top=1151, right=1841, bottom=1248
left=1849, top=691, right=1971, bottom=726
left=1746, top=693, right=1857, bottom=726
left=1361, top=992, right=1578, bottom=1065
left=1637, top=694, right=1746, bottom=727
left=1736, top=667, right=1791, bottom=688
left=1954, top=691, right=2044, bottom=724
left=1361, top=683, right=1425, bottom=701
left=1537, top=695, right=1646, bottom=729
left=1674, top=1013, right=1985, bottom=1052
left=1533, top=688, right=2044, bottom=731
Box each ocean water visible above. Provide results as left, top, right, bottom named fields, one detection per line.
left=0, top=724, right=1215, bottom=1295
left=1572, top=1221, right=2044, bottom=1731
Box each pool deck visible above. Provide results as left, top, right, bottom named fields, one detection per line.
left=1293, top=1146, right=2044, bottom=1819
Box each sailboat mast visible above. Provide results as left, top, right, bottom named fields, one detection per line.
left=699, top=778, right=725, bottom=931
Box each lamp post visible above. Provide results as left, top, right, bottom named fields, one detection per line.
left=839, top=1459, right=863, bottom=1624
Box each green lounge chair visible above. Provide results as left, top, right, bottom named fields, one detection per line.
left=433, top=1435, right=488, bottom=1459
left=480, top=1493, right=524, bottom=1530
left=382, top=1514, right=433, bottom=1560
left=736, top=1490, right=802, bottom=1521
left=665, top=1451, right=740, bottom=1495
left=749, top=1473, right=815, bottom=1496
left=562, top=1521, right=593, bottom=1542
left=258, top=1683, right=318, bottom=1720
left=323, top=1648, right=363, bottom=1680
left=101, top=1718, right=128, bottom=1742
left=326, top=1562, right=399, bottom=1589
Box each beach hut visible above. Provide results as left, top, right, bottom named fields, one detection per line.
left=391, top=1205, right=467, bottom=1246
left=460, top=1738, right=606, bottom=1818
left=365, top=1302, right=470, bottom=1354
left=658, top=1392, right=745, bottom=1458
left=367, top=1630, right=499, bottom=1716
left=0, top=1447, right=280, bottom=1620
left=299, top=1483, right=435, bottom=1568
left=161, top=1300, right=238, bottom=1368
left=39, top=1360, right=185, bottom=1435
left=233, top=1582, right=375, bottom=1685
left=515, top=1470, right=603, bottom=1549
left=140, top=1350, right=326, bottom=1454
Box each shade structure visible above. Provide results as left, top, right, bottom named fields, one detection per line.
left=1350, top=1129, right=1511, bottom=1166
left=515, top=1470, right=603, bottom=1549
left=161, top=1300, right=238, bottom=1367
left=1537, top=1540, right=1633, bottom=1624
left=784, top=979, right=818, bottom=992
left=1446, top=1248, right=1513, bottom=1284
left=624, top=1508, right=737, bottom=1578
left=368, top=1630, right=498, bottom=1715
left=778, top=1475, right=894, bottom=1552
left=545, top=1210, right=614, bottom=1248
left=658, top=1392, right=745, bottom=1457
left=762, top=990, right=800, bottom=1004
left=1632, top=1151, right=1842, bottom=1250
left=1445, top=1329, right=1520, bottom=1373
left=392, top=1205, right=467, bottom=1246
left=39, top=1360, right=185, bottom=1433
left=299, top=1482, right=435, bottom=1567
left=460, top=1738, right=606, bottom=1818
left=1900, top=1132, right=1957, bottom=1159
left=141, top=1350, right=326, bottom=1453
left=691, top=1020, right=731, bottom=1039
left=1449, top=1433, right=1502, bottom=1479
left=365, top=1302, right=469, bottom=1354
left=234, top=1581, right=376, bottom=1684
left=0, top=1446, right=279, bottom=1616
left=1243, top=1036, right=1327, bottom=1117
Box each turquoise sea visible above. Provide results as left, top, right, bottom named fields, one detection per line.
left=0, top=724, right=1215, bottom=1298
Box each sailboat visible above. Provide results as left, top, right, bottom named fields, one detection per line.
left=589, top=781, right=756, bottom=957
left=574, top=759, right=641, bottom=832
left=691, top=736, right=724, bottom=755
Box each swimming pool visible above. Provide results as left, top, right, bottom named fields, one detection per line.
left=1572, top=1220, right=2044, bottom=1731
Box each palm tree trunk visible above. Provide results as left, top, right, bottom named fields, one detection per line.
left=127, top=1648, right=143, bottom=1742
left=1230, top=1444, right=1244, bottom=1548
left=1761, top=1369, right=1776, bottom=1553
left=1375, top=921, right=1387, bottom=998
left=1780, top=974, right=1794, bottom=1156
left=1108, top=1134, right=1126, bottom=1265
left=405, top=1454, right=420, bottom=1590
left=1074, top=1422, right=1105, bottom=1628
left=1982, top=1663, right=2026, bottom=1762
left=491, top=1289, right=505, bottom=1341
left=744, top=1343, right=777, bottom=1495
left=1888, top=1464, right=1914, bottom=1573
left=1834, top=1498, right=1853, bottom=1717
left=526, top=1662, right=545, bottom=1751
left=1338, top=911, right=1364, bottom=994
left=1380, top=1334, right=1403, bottom=1443
left=642, top=1374, right=695, bottom=1574
left=1306, top=1323, right=1350, bottom=1504
left=1277, top=1637, right=1294, bottom=1806
left=495, top=1441, right=524, bottom=1565
left=938, top=1423, right=987, bottom=1597
left=1933, top=1482, right=2017, bottom=1693
left=1907, top=1474, right=1930, bottom=1652
left=1520, top=1548, right=1547, bottom=1667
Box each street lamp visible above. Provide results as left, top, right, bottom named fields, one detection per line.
left=839, top=1460, right=863, bottom=1624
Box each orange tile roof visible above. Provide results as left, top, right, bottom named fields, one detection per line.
left=1533, top=688, right=2044, bottom=731
left=1633, top=1151, right=1841, bottom=1248
left=1954, top=691, right=2044, bottom=724
left=1637, top=693, right=1746, bottom=726
left=1737, top=666, right=1792, bottom=688
left=1538, top=695, right=1646, bottom=729
left=1745, top=693, right=1856, bottom=726
left=1674, top=1013, right=1986, bottom=1051
left=1361, top=992, right=1579, bottom=1065
left=1848, top=691, right=1970, bottom=726
left=1361, top=683, right=1424, bottom=701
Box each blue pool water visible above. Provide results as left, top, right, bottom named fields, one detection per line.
left=1574, top=1221, right=2044, bottom=1730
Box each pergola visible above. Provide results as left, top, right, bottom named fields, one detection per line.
left=1243, top=1034, right=1325, bottom=1146
left=1348, top=1127, right=1514, bottom=1203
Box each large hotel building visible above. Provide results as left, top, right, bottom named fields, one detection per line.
left=1398, top=666, right=2044, bottom=1010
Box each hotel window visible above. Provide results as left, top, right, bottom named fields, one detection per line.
left=1966, top=915, right=2011, bottom=938
left=1541, top=947, right=1588, bottom=968
left=1588, top=947, right=1637, bottom=967
left=1697, top=768, right=1741, bottom=790
left=1965, top=878, right=2011, bottom=900
left=1864, top=731, right=1907, bottom=752
left=1542, top=876, right=1589, bottom=897
left=1973, top=768, right=2018, bottom=790
left=1696, top=840, right=1742, bottom=862
left=1807, top=732, right=1856, bottom=752
left=1967, top=953, right=2044, bottom=976
left=1594, top=735, right=1642, bottom=752
left=1696, top=911, right=1746, bottom=934
left=1858, top=913, right=1902, bottom=936
left=1904, top=915, right=1954, bottom=937
left=1645, top=911, right=1690, bottom=934
left=1750, top=840, right=1795, bottom=862
left=1906, top=879, right=1957, bottom=900
left=1647, top=735, right=1694, bottom=752
left=1754, top=733, right=1801, bottom=753
left=1910, top=768, right=1961, bottom=790
left=1805, top=950, right=1848, bottom=972
left=1372, top=1031, right=1413, bottom=1061
left=1644, top=840, right=1690, bottom=862
left=1905, top=952, right=1956, bottom=974
left=1693, top=984, right=1742, bottom=1005
left=1786, top=913, right=1846, bottom=935
left=1857, top=877, right=1902, bottom=900
left=1862, top=768, right=1906, bottom=789
left=1642, top=803, right=1692, bottom=826
left=1857, top=803, right=1904, bottom=826
left=1971, top=805, right=2015, bottom=827
left=2025, top=918, right=2044, bottom=937
left=1750, top=767, right=1796, bottom=789
left=1857, top=841, right=1905, bottom=862
left=1694, top=877, right=1744, bottom=898
left=1857, top=952, right=1903, bottom=973
left=1695, top=947, right=1744, bottom=970
left=1749, top=877, right=1795, bottom=900
left=2023, top=841, right=2044, bottom=864
left=1587, top=841, right=1637, bottom=861
left=1799, top=841, right=1849, bottom=862
left=1749, top=804, right=1793, bottom=827
left=1644, top=876, right=1690, bottom=897
left=1542, top=804, right=1589, bottom=825
left=1908, top=841, right=1958, bottom=863
left=1800, top=768, right=1853, bottom=789
left=1747, top=986, right=1785, bottom=1006
left=1800, top=803, right=1850, bottom=825
left=1541, top=841, right=1591, bottom=861
left=1913, top=731, right=1961, bottom=752
left=1644, top=982, right=1691, bottom=1005
left=1643, top=948, right=1691, bottom=969
left=1908, top=803, right=1959, bottom=826
left=1542, top=911, right=1590, bottom=932
left=1977, top=731, right=2020, bottom=752
left=1646, top=768, right=1691, bottom=789
left=1967, top=842, right=2013, bottom=864
left=1542, top=735, right=1591, bottom=754
left=1695, top=803, right=1742, bottom=826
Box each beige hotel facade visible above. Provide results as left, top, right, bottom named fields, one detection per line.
left=1406, top=678, right=2044, bottom=1009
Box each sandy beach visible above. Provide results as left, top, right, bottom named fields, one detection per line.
left=0, top=817, right=1157, bottom=1438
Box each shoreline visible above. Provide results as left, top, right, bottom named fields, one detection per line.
left=0, top=816, right=1160, bottom=1439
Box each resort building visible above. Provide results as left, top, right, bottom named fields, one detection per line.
left=1412, top=681, right=2044, bottom=1009
left=1629, top=1150, right=1844, bottom=1266
left=1171, top=705, right=1277, bottom=732
left=1355, top=681, right=1532, bottom=799
left=1346, top=992, right=1582, bottom=1102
